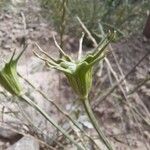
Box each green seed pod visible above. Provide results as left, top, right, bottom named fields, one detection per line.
left=0, top=48, right=26, bottom=96
left=34, top=32, right=115, bottom=100
left=62, top=61, right=93, bottom=100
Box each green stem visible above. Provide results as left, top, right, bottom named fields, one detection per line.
left=59, top=0, right=68, bottom=53
left=18, top=73, right=101, bottom=149
left=20, top=95, right=84, bottom=150
left=83, top=98, right=114, bottom=150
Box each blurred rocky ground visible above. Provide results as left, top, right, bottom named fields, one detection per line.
left=0, top=0, right=149, bottom=150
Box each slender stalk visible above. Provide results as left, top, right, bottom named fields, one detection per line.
left=18, top=73, right=101, bottom=149
left=59, top=0, right=68, bottom=51
left=83, top=98, right=114, bottom=150
left=19, top=94, right=84, bottom=150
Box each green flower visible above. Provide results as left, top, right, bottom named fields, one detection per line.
left=34, top=32, right=115, bottom=100
left=0, top=47, right=26, bottom=96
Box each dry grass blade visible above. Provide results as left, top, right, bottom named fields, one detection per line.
left=76, top=16, right=97, bottom=48
left=18, top=73, right=102, bottom=149
left=93, top=50, right=150, bottom=107
left=19, top=95, right=84, bottom=150
left=78, top=32, right=85, bottom=60
left=53, top=34, right=70, bottom=61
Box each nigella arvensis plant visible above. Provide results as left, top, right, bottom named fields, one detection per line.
left=34, top=31, right=115, bottom=150
left=0, top=46, right=85, bottom=150
left=34, top=32, right=115, bottom=100
left=0, top=46, right=27, bottom=96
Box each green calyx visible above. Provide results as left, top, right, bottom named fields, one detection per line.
left=64, top=61, right=93, bottom=99
left=0, top=47, right=26, bottom=96
left=34, top=32, right=115, bottom=100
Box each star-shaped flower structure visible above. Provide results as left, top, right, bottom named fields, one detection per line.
left=34, top=32, right=115, bottom=100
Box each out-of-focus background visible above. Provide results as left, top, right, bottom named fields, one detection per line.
left=0, top=0, right=150, bottom=149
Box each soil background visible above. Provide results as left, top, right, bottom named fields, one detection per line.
left=0, top=1, right=149, bottom=150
